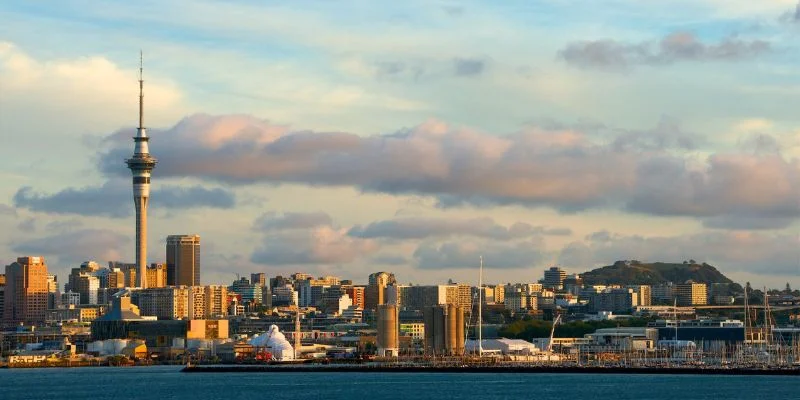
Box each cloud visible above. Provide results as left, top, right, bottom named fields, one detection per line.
left=16, top=217, right=36, bottom=232
left=92, top=114, right=800, bottom=229
left=0, top=204, right=17, bottom=217
left=626, top=153, right=800, bottom=229
left=558, top=230, right=800, bottom=276
left=12, top=228, right=130, bottom=266
left=251, top=225, right=378, bottom=265
left=253, top=211, right=333, bottom=230
left=780, top=2, right=800, bottom=23
left=452, top=58, right=485, bottom=76
left=560, top=32, right=770, bottom=71
left=414, top=240, right=546, bottom=269
left=348, top=217, right=569, bottom=240
left=442, top=5, right=465, bottom=16
left=371, top=255, right=410, bottom=266
left=13, top=180, right=236, bottom=218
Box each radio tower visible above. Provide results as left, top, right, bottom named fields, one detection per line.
left=126, top=51, right=157, bottom=288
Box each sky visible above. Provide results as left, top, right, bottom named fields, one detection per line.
left=3, top=0, right=800, bottom=288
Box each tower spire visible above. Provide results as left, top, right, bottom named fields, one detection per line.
left=127, top=50, right=157, bottom=289
left=138, top=50, right=144, bottom=133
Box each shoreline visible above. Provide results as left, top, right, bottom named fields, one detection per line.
left=181, top=364, right=800, bottom=376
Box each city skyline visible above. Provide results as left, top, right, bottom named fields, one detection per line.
left=4, top=1, right=800, bottom=288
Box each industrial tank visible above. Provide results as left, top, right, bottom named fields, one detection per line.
left=377, top=304, right=399, bottom=356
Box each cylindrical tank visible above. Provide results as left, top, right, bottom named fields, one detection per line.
left=433, top=305, right=446, bottom=354
left=423, top=306, right=435, bottom=355
left=455, top=306, right=465, bottom=355
left=446, top=304, right=458, bottom=355
left=377, top=304, right=398, bottom=356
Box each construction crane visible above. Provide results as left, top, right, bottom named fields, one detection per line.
left=547, top=314, right=562, bottom=353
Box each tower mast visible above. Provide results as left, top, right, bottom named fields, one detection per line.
left=478, top=255, right=483, bottom=357
left=126, top=51, right=157, bottom=289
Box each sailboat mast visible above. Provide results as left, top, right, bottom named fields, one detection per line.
left=478, top=255, right=483, bottom=357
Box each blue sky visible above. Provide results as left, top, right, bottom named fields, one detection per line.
left=3, top=0, right=800, bottom=288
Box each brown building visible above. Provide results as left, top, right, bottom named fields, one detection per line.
left=344, top=286, right=365, bottom=310
left=365, top=272, right=395, bottom=310
left=3, top=256, right=49, bottom=324
left=166, top=235, right=200, bottom=286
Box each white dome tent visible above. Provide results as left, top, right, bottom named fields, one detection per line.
left=248, top=325, right=295, bottom=361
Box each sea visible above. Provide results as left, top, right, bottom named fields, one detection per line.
left=1, top=366, right=796, bottom=399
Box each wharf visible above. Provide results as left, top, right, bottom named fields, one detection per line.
left=182, top=364, right=800, bottom=376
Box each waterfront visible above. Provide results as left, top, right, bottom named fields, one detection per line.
left=1, top=366, right=797, bottom=399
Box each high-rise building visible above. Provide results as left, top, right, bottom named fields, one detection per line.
left=137, top=286, right=190, bottom=320
left=590, top=288, right=638, bottom=313
left=46, top=274, right=59, bottom=309
left=366, top=272, right=396, bottom=310
left=676, top=282, right=708, bottom=306
left=543, top=267, right=567, bottom=290
left=250, top=273, right=266, bottom=287
left=205, top=285, right=229, bottom=318
left=563, top=274, right=583, bottom=296
left=627, top=285, right=652, bottom=307
left=109, top=262, right=139, bottom=287
left=126, top=54, right=157, bottom=289
left=344, top=286, right=365, bottom=309
left=66, top=262, right=102, bottom=305
left=3, top=257, right=49, bottom=324
left=0, top=274, right=5, bottom=321
left=230, top=278, right=261, bottom=305
left=147, top=263, right=168, bottom=288
left=166, top=235, right=201, bottom=286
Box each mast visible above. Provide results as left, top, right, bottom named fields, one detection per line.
left=294, top=300, right=301, bottom=360
left=478, top=255, right=483, bottom=357
left=744, top=284, right=749, bottom=344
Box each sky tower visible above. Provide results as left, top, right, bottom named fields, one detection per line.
left=126, top=52, right=157, bottom=288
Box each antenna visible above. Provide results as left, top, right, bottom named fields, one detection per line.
left=138, top=50, right=144, bottom=131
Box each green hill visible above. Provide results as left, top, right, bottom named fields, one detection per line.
left=580, top=260, right=733, bottom=286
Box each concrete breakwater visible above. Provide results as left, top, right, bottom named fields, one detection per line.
left=182, top=364, right=800, bottom=376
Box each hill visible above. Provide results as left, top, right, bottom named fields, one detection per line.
left=580, top=260, right=733, bottom=286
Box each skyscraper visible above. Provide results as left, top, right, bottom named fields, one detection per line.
left=166, top=235, right=201, bottom=286
left=365, top=272, right=396, bottom=310
left=126, top=53, right=157, bottom=289
left=3, top=256, right=48, bottom=324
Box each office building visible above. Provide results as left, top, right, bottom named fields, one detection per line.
left=230, top=277, right=261, bottom=305
left=0, top=274, right=5, bottom=321
left=676, top=282, right=708, bottom=306
left=205, top=285, right=229, bottom=318
left=166, top=234, right=201, bottom=286
left=138, top=287, right=190, bottom=320
left=250, top=273, right=267, bottom=287
left=147, top=263, right=168, bottom=288
left=3, top=256, right=49, bottom=324
left=366, top=272, right=396, bottom=310
left=543, top=267, right=567, bottom=290
left=344, top=286, right=365, bottom=309
left=628, top=285, right=652, bottom=307
left=590, top=288, right=638, bottom=313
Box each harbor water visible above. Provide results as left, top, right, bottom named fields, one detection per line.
left=1, top=365, right=797, bottom=399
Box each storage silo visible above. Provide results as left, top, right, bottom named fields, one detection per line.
left=377, top=304, right=399, bottom=357
left=455, top=306, right=465, bottom=355
left=446, top=304, right=458, bottom=355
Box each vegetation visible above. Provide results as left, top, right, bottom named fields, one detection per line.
left=581, top=260, right=732, bottom=285
left=498, top=317, right=653, bottom=341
